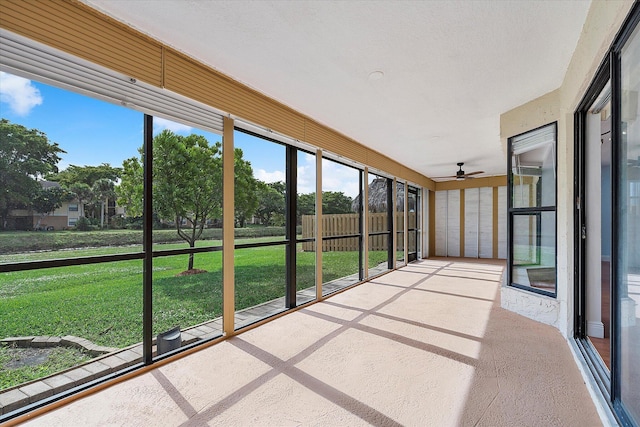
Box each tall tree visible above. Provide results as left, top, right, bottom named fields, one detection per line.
left=297, top=191, right=354, bottom=221
left=234, top=148, right=258, bottom=228
left=31, top=185, right=73, bottom=230
left=297, top=193, right=315, bottom=214
left=255, top=180, right=285, bottom=225
left=119, top=130, right=224, bottom=271
left=118, top=130, right=260, bottom=270
left=51, top=164, right=121, bottom=219
left=322, top=191, right=353, bottom=214
left=68, top=182, right=93, bottom=218
left=116, top=157, right=143, bottom=217
left=49, top=163, right=121, bottom=188
left=297, top=192, right=316, bottom=224
left=267, top=180, right=286, bottom=195
left=0, top=119, right=65, bottom=230
left=92, top=178, right=116, bottom=229
left=155, top=131, right=223, bottom=270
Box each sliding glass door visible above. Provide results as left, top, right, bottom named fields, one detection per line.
left=575, top=6, right=639, bottom=425
left=616, top=16, right=640, bottom=423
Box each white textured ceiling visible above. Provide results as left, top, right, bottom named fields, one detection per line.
left=82, top=0, right=591, bottom=181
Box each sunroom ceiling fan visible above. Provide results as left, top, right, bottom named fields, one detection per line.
left=434, top=162, right=484, bottom=180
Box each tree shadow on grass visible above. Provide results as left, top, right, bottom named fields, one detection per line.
left=151, top=263, right=291, bottom=331
left=152, top=270, right=222, bottom=334
left=151, top=257, right=365, bottom=333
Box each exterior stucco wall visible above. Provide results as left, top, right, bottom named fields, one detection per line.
left=500, top=0, right=635, bottom=338
left=501, top=284, right=560, bottom=328
left=9, top=201, right=79, bottom=230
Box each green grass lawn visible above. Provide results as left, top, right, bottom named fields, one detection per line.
left=1, top=242, right=388, bottom=347
left=0, top=239, right=387, bottom=390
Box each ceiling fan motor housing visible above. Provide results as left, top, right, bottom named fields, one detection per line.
left=432, top=162, right=482, bottom=180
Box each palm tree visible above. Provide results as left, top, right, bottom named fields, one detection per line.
left=92, top=178, right=116, bottom=229
left=69, top=182, right=93, bottom=218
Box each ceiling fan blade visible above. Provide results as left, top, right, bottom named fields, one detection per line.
left=432, top=165, right=484, bottom=180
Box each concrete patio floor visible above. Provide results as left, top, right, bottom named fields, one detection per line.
left=14, top=259, right=601, bottom=426
left=0, top=263, right=391, bottom=416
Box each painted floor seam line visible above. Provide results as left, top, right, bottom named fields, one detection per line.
left=365, top=281, right=495, bottom=302
left=472, top=390, right=500, bottom=427
left=150, top=370, right=198, bottom=419
left=434, top=273, right=502, bottom=283
left=300, top=262, right=453, bottom=332
left=179, top=308, right=368, bottom=425
left=370, top=311, right=484, bottom=342
left=176, top=366, right=281, bottom=427
left=229, top=338, right=404, bottom=427
left=322, top=300, right=485, bottom=342
left=301, top=309, right=478, bottom=367
left=416, top=287, right=495, bottom=302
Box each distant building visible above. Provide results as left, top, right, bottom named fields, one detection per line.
left=6, top=181, right=80, bottom=230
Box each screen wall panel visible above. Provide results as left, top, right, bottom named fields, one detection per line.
left=447, top=190, right=461, bottom=257
left=498, top=186, right=507, bottom=259
left=435, top=191, right=448, bottom=256
left=479, top=187, right=494, bottom=258
left=464, top=188, right=479, bottom=258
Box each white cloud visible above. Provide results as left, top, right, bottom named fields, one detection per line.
left=0, top=72, right=43, bottom=116
left=321, top=159, right=360, bottom=198
left=297, top=153, right=317, bottom=194
left=253, top=156, right=359, bottom=197
left=153, top=117, right=192, bottom=133
left=297, top=165, right=316, bottom=194
left=301, top=153, right=315, bottom=164
left=255, top=169, right=285, bottom=183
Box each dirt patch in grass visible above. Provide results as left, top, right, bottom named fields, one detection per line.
left=175, top=269, right=208, bottom=277
left=0, top=345, right=92, bottom=391
left=4, top=347, right=53, bottom=369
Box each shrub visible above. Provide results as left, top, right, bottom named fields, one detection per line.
left=124, top=217, right=143, bottom=230
left=110, top=216, right=126, bottom=229
left=234, top=226, right=285, bottom=238
left=0, top=225, right=304, bottom=254
left=270, top=213, right=285, bottom=226
left=75, top=217, right=92, bottom=231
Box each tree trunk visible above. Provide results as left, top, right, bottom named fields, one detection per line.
left=100, top=201, right=105, bottom=229
left=188, top=241, right=195, bottom=270
left=104, top=198, right=109, bottom=229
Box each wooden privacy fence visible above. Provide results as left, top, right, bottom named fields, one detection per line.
left=301, top=212, right=414, bottom=251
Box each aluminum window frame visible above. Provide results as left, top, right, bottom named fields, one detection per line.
left=507, top=121, right=558, bottom=298
left=407, top=185, right=420, bottom=263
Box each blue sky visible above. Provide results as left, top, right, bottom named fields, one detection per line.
left=0, top=71, right=359, bottom=196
